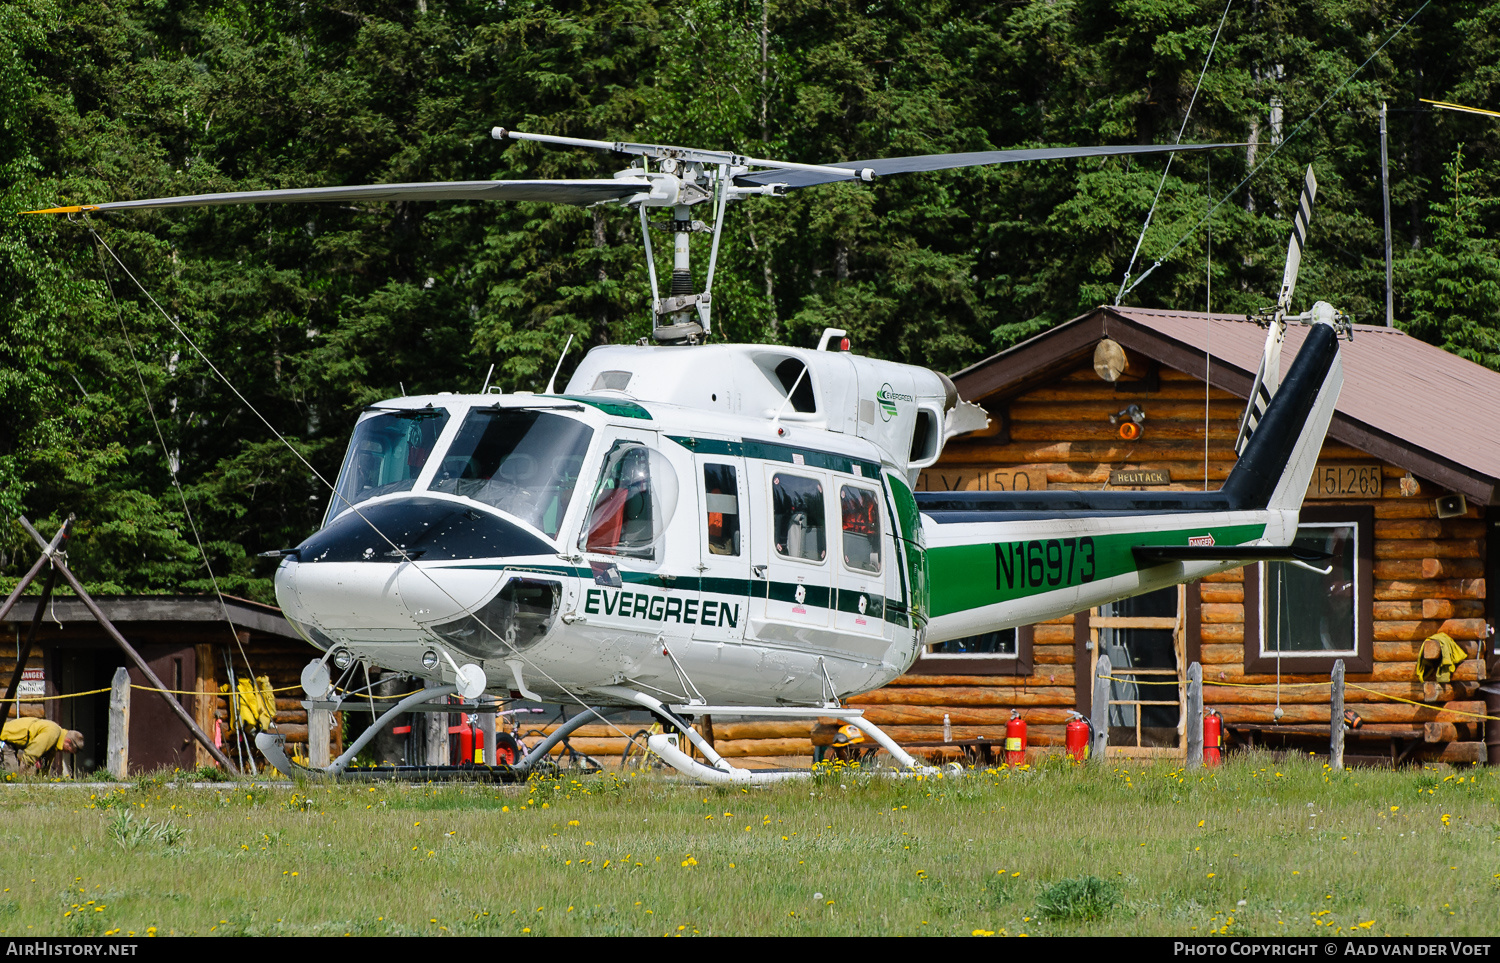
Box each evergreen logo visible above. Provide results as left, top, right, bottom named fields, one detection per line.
left=876, top=383, right=911, bottom=422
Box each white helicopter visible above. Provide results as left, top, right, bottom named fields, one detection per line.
left=35, top=131, right=1348, bottom=783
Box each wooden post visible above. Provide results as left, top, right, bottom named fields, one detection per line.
left=193, top=643, right=216, bottom=769
left=1330, top=658, right=1346, bottom=771
left=1090, top=653, right=1111, bottom=764
left=107, top=667, right=130, bottom=780
left=1185, top=662, right=1204, bottom=767
left=308, top=705, right=331, bottom=769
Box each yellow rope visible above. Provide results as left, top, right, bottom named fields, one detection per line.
left=1204, top=678, right=1329, bottom=691
left=1346, top=682, right=1500, bottom=723
left=1099, top=674, right=1500, bottom=723
left=1099, top=674, right=1327, bottom=690
left=5, top=686, right=116, bottom=703
left=10, top=683, right=229, bottom=702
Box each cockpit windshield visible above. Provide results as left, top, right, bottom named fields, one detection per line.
left=427, top=408, right=593, bottom=537
left=326, top=408, right=450, bottom=524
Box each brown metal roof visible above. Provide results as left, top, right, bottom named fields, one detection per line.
left=0, top=594, right=303, bottom=638
left=951, top=305, right=1500, bottom=504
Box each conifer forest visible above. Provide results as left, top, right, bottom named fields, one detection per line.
left=2, top=0, right=1498, bottom=600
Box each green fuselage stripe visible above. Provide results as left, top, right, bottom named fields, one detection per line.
left=926, top=523, right=1267, bottom=618
left=440, top=563, right=908, bottom=627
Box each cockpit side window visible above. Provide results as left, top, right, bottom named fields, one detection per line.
left=427, top=409, right=593, bottom=538
left=582, top=442, right=679, bottom=559
left=327, top=408, right=450, bottom=524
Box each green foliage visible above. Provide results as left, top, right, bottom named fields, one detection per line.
left=1401, top=147, right=1500, bottom=369
left=106, top=809, right=186, bottom=849
left=2, top=0, right=1500, bottom=597
left=1035, top=874, right=1123, bottom=922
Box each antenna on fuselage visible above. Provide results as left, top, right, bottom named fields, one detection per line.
left=544, top=334, right=575, bottom=395
left=479, top=363, right=495, bottom=394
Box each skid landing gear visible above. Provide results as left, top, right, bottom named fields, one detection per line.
left=254, top=682, right=615, bottom=782
left=254, top=673, right=938, bottom=785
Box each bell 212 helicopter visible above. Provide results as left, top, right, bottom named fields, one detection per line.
left=33, top=129, right=1348, bottom=783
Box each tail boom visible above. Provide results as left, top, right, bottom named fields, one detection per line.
left=916, top=318, right=1344, bottom=646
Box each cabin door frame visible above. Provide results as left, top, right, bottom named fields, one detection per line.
left=1087, top=583, right=1188, bottom=758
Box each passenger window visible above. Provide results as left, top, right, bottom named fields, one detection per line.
left=840, top=485, right=882, bottom=574
left=772, top=474, right=826, bottom=562
left=703, top=464, right=740, bottom=556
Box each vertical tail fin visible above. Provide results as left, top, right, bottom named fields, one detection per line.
left=1222, top=317, right=1343, bottom=512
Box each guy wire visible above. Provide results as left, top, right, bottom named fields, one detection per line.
left=1115, top=0, right=1234, bottom=306
left=1126, top=0, right=1432, bottom=299
left=90, top=230, right=264, bottom=702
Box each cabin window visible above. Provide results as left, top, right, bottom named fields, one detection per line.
left=1245, top=506, right=1374, bottom=674
left=328, top=407, right=450, bottom=523
left=582, top=442, right=680, bottom=559
left=427, top=408, right=593, bottom=537
left=914, top=626, right=1034, bottom=675
left=929, top=629, right=1016, bottom=657
left=839, top=485, right=881, bottom=574
left=703, top=464, right=740, bottom=556
left=772, top=473, right=826, bottom=562
left=429, top=577, right=561, bottom=660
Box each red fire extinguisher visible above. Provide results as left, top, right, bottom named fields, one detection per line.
left=452, top=712, right=477, bottom=765
left=1004, top=709, right=1027, bottom=766
left=1203, top=709, right=1224, bottom=767
left=1065, top=711, right=1091, bottom=762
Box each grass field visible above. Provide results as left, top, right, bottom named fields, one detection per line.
left=0, top=752, right=1495, bottom=937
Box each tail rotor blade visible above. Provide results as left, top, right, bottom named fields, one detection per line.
left=1237, top=166, right=1317, bottom=456
left=1278, top=166, right=1318, bottom=315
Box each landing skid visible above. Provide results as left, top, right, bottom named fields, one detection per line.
left=254, top=681, right=615, bottom=782
left=253, top=735, right=532, bottom=783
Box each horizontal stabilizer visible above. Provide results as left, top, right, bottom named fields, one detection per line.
left=1132, top=544, right=1332, bottom=565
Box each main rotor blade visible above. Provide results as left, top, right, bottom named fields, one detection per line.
left=25, top=178, right=652, bottom=214
left=734, top=142, right=1243, bottom=189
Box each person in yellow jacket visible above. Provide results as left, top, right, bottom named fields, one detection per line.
left=1, top=718, right=83, bottom=774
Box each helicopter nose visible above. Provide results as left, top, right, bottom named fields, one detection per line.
left=275, top=557, right=420, bottom=634
left=396, top=564, right=505, bottom=626
left=276, top=495, right=557, bottom=638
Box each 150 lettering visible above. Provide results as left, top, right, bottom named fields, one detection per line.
left=994, top=537, right=1095, bottom=590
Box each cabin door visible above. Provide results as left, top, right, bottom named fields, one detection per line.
left=829, top=476, right=890, bottom=660
left=749, top=464, right=834, bottom=644
left=1088, top=584, right=1187, bottom=755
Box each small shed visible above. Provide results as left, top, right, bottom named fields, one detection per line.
left=852, top=306, right=1497, bottom=765
left=1, top=595, right=328, bottom=775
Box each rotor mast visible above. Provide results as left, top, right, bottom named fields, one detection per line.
left=492, top=127, right=872, bottom=344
